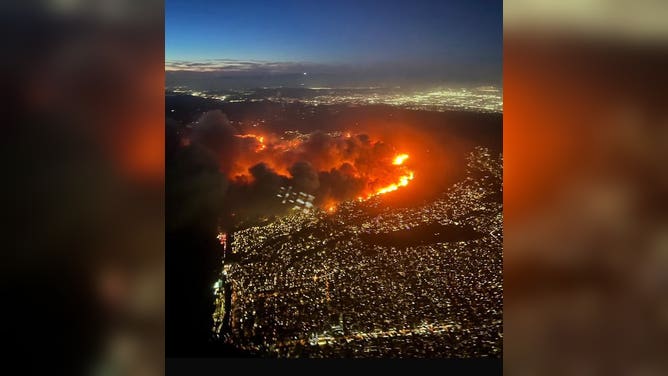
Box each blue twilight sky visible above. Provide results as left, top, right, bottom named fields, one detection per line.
left=166, top=0, right=502, bottom=87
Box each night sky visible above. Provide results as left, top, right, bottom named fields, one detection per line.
left=166, top=0, right=502, bottom=87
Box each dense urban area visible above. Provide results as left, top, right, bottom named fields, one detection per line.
left=211, top=147, right=502, bottom=357
left=167, top=86, right=502, bottom=114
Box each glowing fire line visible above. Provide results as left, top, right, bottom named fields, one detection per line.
left=374, top=171, right=415, bottom=195
left=234, top=134, right=266, bottom=151
left=370, top=154, right=414, bottom=197
left=327, top=153, right=414, bottom=213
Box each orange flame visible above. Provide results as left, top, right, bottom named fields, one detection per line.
left=375, top=171, right=415, bottom=195
left=234, top=134, right=266, bottom=151
left=369, top=153, right=415, bottom=197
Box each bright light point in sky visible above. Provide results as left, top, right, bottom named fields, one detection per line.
left=303, top=72, right=307, bottom=75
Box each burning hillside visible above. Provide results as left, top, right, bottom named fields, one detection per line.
left=229, top=131, right=415, bottom=200
left=185, top=110, right=417, bottom=212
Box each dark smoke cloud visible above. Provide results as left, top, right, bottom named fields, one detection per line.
left=317, top=163, right=366, bottom=202
left=248, top=163, right=287, bottom=194
left=224, top=163, right=288, bottom=226
left=288, top=161, right=320, bottom=193
left=190, top=110, right=237, bottom=173
left=166, top=122, right=227, bottom=233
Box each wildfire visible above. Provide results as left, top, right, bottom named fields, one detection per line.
left=375, top=171, right=415, bottom=195
left=393, top=154, right=409, bottom=165
left=234, top=134, right=266, bottom=151
left=374, top=154, right=414, bottom=196
left=364, top=153, right=415, bottom=197
left=229, top=131, right=417, bottom=205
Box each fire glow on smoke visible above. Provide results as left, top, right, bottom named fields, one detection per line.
left=228, top=131, right=416, bottom=205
